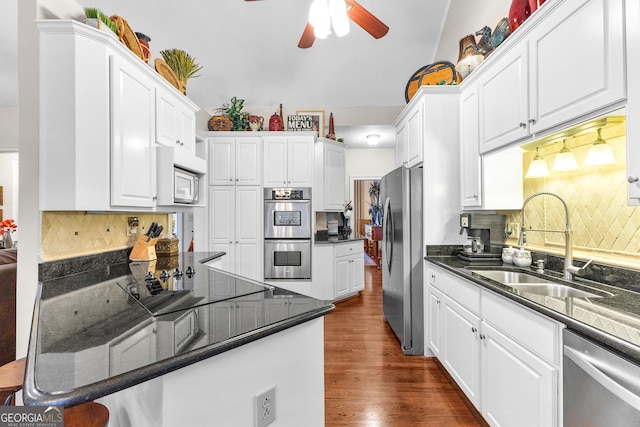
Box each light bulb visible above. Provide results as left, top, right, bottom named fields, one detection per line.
left=329, top=0, right=350, bottom=37
left=309, top=0, right=330, bottom=39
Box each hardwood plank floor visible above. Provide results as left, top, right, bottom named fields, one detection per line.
left=324, top=264, right=484, bottom=426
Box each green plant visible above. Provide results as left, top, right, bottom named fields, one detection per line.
left=215, top=97, right=249, bottom=131
left=84, top=7, right=118, bottom=35
left=159, top=49, right=203, bottom=82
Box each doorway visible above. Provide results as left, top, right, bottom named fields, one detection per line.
left=349, top=176, right=380, bottom=239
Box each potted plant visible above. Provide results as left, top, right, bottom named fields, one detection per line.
left=159, top=49, right=203, bottom=95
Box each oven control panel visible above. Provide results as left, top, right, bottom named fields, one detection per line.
left=266, top=187, right=311, bottom=200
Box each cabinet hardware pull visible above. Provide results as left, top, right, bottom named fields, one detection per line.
left=519, top=122, right=527, bottom=128
left=479, top=334, right=486, bottom=340
left=473, top=194, right=478, bottom=199
left=528, top=118, right=536, bottom=125
left=436, top=299, right=440, bottom=305
left=471, top=327, right=477, bottom=333
left=628, top=176, right=639, bottom=183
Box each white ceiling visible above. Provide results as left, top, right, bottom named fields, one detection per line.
left=4, top=0, right=454, bottom=149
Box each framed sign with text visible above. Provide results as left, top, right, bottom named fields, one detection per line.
left=289, top=110, right=324, bottom=137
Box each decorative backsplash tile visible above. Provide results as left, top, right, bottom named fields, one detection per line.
left=41, top=212, right=171, bottom=262
left=503, top=121, right=640, bottom=265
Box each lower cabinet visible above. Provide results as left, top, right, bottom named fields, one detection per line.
left=313, top=241, right=365, bottom=301
left=426, top=263, right=561, bottom=426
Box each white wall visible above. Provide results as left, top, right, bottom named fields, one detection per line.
left=0, top=108, right=19, bottom=150
left=0, top=153, right=19, bottom=242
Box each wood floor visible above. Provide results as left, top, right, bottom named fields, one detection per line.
left=324, top=264, right=484, bottom=426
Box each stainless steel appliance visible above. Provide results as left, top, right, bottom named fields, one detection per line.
left=174, top=167, right=200, bottom=204
left=459, top=212, right=506, bottom=254
left=381, top=166, right=423, bottom=355
left=264, top=188, right=312, bottom=279
left=564, top=330, right=640, bottom=425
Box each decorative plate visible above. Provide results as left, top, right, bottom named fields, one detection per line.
left=154, top=58, right=181, bottom=93
left=110, top=15, right=144, bottom=61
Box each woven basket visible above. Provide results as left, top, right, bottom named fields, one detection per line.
left=208, top=115, right=233, bottom=131
left=110, top=15, right=144, bottom=61
left=404, top=61, right=459, bottom=103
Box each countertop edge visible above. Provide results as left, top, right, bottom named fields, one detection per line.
left=425, top=256, right=640, bottom=364
left=314, top=237, right=366, bottom=245
left=23, top=286, right=334, bottom=407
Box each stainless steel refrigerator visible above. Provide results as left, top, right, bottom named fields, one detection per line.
left=381, top=165, right=423, bottom=355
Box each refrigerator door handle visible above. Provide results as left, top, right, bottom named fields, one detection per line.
left=383, top=196, right=393, bottom=272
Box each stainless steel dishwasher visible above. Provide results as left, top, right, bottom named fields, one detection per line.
left=564, top=330, right=640, bottom=426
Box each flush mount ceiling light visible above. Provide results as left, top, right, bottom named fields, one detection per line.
left=309, top=0, right=350, bottom=39
left=366, top=134, right=380, bottom=146
left=584, top=128, right=616, bottom=166
left=552, top=139, right=579, bottom=171
left=525, top=147, right=549, bottom=178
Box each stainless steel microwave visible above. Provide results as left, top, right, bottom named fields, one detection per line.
left=174, top=168, right=199, bottom=204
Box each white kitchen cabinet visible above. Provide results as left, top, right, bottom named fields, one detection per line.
left=263, top=134, right=315, bottom=187
left=209, top=299, right=263, bottom=342
left=477, top=0, right=626, bottom=153
left=460, top=84, right=482, bottom=208
left=625, top=0, right=640, bottom=205
left=460, top=83, right=523, bottom=210
left=315, top=138, right=346, bottom=211
left=394, top=93, right=424, bottom=167
left=156, top=86, right=197, bottom=154
left=209, top=186, right=262, bottom=280
left=425, top=263, right=562, bottom=426
left=109, top=322, right=157, bottom=376
left=110, top=54, right=156, bottom=208
left=207, top=135, right=261, bottom=186
left=334, top=242, right=365, bottom=299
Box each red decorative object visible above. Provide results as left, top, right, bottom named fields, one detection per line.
left=269, top=112, right=284, bottom=131
left=326, top=112, right=336, bottom=140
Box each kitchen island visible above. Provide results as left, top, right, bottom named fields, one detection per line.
left=24, top=252, right=333, bottom=426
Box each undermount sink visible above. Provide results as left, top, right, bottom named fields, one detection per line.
left=470, top=270, right=614, bottom=299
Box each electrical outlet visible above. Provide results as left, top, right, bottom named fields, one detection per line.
left=507, top=223, right=520, bottom=239
left=254, top=386, right=276, bottom=427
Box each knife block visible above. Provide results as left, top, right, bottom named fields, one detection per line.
left=129, top=236, right=159, bottom=261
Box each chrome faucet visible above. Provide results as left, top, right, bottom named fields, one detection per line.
left=517, top=191, right=592, bottom=281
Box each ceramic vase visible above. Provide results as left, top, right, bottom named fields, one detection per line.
left=509, top=0, right=546, bottom=32
left=455, top=35, right=484, bottom=80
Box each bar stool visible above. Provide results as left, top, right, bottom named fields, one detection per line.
left=0, top=358, right=110, bottom=427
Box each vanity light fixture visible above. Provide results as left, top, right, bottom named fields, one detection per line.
left=525, top=147, right=549, bottom=178
left=552, top=139, right=579, bottom=171
left=366, top=134, right=380, bottom=146
left=309, top=0, right=350, bottom=39
left=584, top=128, right=616, bottom=166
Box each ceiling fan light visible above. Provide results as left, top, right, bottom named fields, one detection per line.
left=329, top=0, right=350, bottom=37
left=309, top=0, right=331, bottom=39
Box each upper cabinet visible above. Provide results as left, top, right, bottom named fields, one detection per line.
left=460, top=84, right=482, bottom=208
left=315, top=138, right=346, bottom=211
left=477, top=0, right=626, bottom=154
left=263, top=134, right=315, bottom=187
left=394, top=95, right=424, bottom=168
left=207, top=135, right=262, bottom=186
left=37, top=20, right=203, bottom=211
left=625, top=0, right=640, bottom=205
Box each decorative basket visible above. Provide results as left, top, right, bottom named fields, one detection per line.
left=208, top=115, right=233, bottom=131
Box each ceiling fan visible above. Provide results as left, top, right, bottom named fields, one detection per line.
left=245, top=0, right=389, bottom=48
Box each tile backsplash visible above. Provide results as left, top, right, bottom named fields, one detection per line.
left=503, top=121, right=640, bottom=266
left=41, top=212, right=171, bottom=262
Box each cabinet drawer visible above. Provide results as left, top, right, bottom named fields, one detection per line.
left=430, top=267, right=481, bottom=315
left=335, top=241, right=362, bottom=258
left=482, top=290, right=562, bottom=365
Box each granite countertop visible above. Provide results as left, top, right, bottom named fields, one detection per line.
left=314, top=233, right=365, bottom=245
left=24, top=252, right=334, bottom=407
left=426, top=255, right=640, bottom=363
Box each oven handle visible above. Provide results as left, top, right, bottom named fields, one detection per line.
left=383, top=196, right=393, bottom=272
left=564, top=345, right=640, bottom=409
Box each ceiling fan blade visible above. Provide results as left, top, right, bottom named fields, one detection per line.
left=298, top=22, right=316, bottom=49
left=346, top=0, right=389, bottom=39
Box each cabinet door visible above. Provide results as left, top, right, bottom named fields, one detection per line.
left=350, top=256, right=365, bottom=292
left=109, top=322, right=157, bottom=375
left=334, top=257, right=351, bottom=298
left=323, top=143, right=346, bottom=210
left=288, top=137, right=314, bottom=187
left=406, top=102, right=423, bottom=167
left=481, top=322, right=558, bottom=427
left=395, top=123, right=407, bottom=167
left=478, top=43, right=530, bottom=153
left=460, top=85, right=482, bottom=208
left=263, top=137, right=288, bottom=186
left=235, top=137, right=261, bottom=185
left=235, top=187, right=262, bottom=280
left=110, top=55, right=156, bottom=207
left=156, top=88, right=180, bottom=148
left=177, top=107, right=196, bottom=153
left=209, top=186, right=235, bottom=244
left=427, top=285, right=444, bottom=358
left=443, top=296, right=481, bottom=406
left=529, top=0, right=625, bottom=135
left=209, top=139, right=235, bottom=185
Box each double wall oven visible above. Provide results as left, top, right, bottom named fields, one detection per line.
left=264, top=188, right=312, bottom=280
